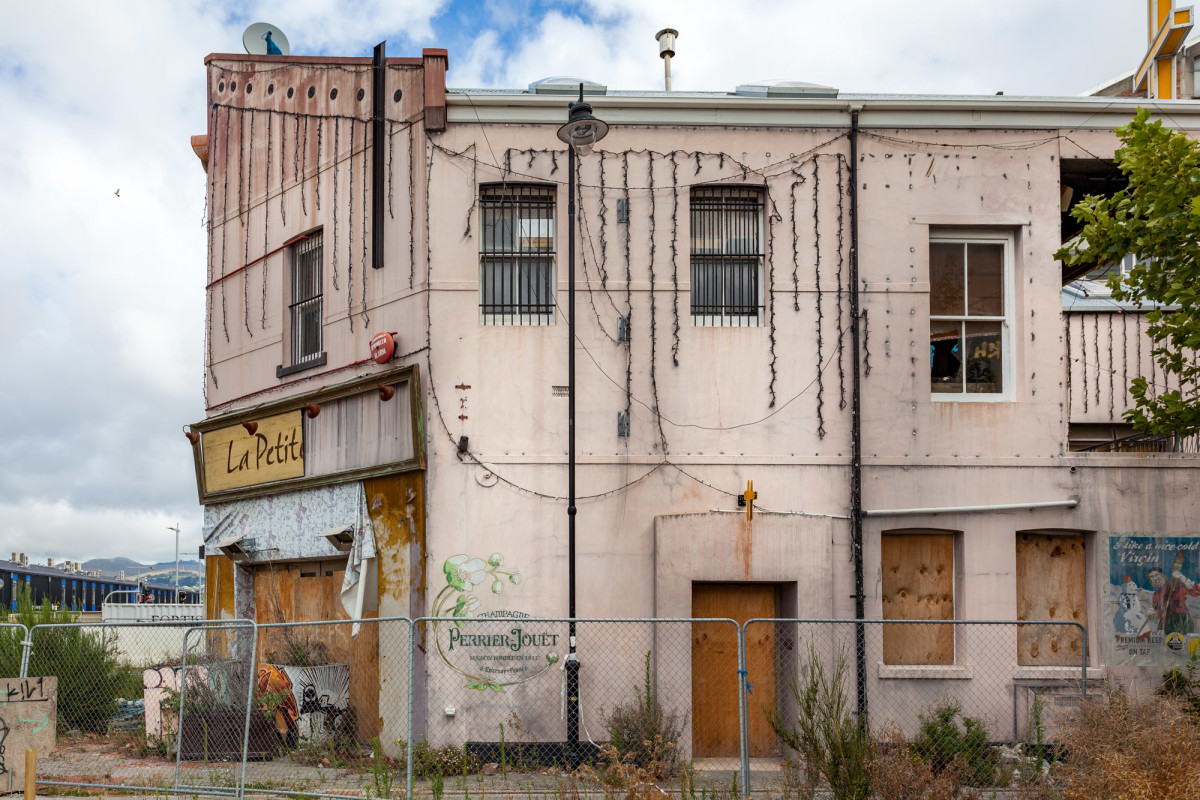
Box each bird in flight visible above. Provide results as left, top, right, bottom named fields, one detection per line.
left=114, top=188, right=120, bottom=197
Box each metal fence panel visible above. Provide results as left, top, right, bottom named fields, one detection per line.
left=410, top=616, right=745, bottom=800
left=27, top=620, right=241, bottom=796
left=741, top=619, right=1088, bottom=798
left=174, top=621, right=259, bottom=798
left=232, top=617, right=413, bottom=800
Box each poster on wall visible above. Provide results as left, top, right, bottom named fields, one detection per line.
left=1106, top=535, right=1200, bottom=666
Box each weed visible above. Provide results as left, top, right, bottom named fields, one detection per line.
left=368, top=736, right=397, bottom=798
left=912, top=699, right=998, bottom=786
left=605, top=650, right=683, bottom=778
left=870, top=722, right=982, bottom=800
left=396, top=736, right=481, bottom=779
left=1158, top=653, right=1200, bottom=719
left=431, top=767, right=446, bottom=800
left=764, top=643, right=873, bottom=800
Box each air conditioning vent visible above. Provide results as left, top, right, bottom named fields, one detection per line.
left=735, top=80, right=838, bottom=99
left=529, top=76, right=607, bottom=96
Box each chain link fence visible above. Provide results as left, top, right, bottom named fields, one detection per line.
left=13, top=616, right=1090, bottom=799
left=741, top=619, right=1088, bottom=798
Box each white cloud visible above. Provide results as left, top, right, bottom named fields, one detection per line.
left=0, top=500, right=200, bottom=565
left=0, top=0, right=1166, bottom=566
left=449, top=0, right=1148, bottom=96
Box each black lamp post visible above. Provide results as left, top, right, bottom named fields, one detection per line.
left=556, top=85, right=608, bottom=765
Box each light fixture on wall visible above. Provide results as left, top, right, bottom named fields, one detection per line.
left=241, top=421, right=259, bottom=436
left=215, top=535, right=256, bottom=562
left=304, top=403, right=321, bottom=419
left=184, top=427, right=200, bottom=445
left=557, top=83, right=609, bottom=767
left=319, top=524, right=356, bottom=552
left=378, top=385, right=396, bottom=402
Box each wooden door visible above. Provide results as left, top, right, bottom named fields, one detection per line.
left=1016, top=533, right=1086, bottom=666
left=692, top=583, right=778, bottom=757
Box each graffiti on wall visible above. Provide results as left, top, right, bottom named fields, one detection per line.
left=432, top=552, right=562, bottom=692
left=1106, top=535, right=1200, bottom=666
left=256, top=663, right=350, bottom=746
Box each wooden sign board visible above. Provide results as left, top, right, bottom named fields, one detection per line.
left=0, top=676, right=56, bottom=788
left=202, top=411, right=305, bottom=493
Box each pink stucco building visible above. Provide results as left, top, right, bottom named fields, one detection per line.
left=189, top=45, right=1200, bottom=755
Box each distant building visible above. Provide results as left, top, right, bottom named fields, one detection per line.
left=1, top=554, right=199, bottom=611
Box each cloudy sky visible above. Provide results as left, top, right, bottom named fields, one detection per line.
left=0, top=1, right=1163, bottom=565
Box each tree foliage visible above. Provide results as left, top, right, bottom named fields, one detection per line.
left=1058, top=107, right=1200, bottom=436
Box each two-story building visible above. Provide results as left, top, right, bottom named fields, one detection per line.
left=189, top=43, right=1200, bottom=754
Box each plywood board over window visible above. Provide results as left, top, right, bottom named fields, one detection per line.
left=881, top=533, right=955, bottom=665
left=1016, top=533, right=1087, bottom=666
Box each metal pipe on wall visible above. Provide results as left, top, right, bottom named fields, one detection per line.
left=849, top=107, right=867, bottom=718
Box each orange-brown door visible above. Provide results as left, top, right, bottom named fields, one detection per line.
left=692, top=583, right=778, bottom=757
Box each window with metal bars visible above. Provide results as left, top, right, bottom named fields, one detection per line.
left=690, top=186, right=764, bottom=326
left=288, top=231, right=324, bottom=366
left=479, top=184, right=556, bottom=325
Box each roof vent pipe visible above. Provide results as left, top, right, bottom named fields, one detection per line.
left=656, top=28, right=678, bottom=91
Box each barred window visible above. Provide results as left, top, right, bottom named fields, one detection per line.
left=690, top=186, right=764, bottom=326
left=479, top=184, right=556, bottom=325
left=288, top=231, right=324, bottom=366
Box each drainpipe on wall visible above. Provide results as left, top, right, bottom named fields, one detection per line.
left=371, top=41, right=386, bottom=270
left=849, top=106, right=867, bottom=718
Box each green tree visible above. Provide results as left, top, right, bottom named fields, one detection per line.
left=1058, top=107, right=1200, bottom=436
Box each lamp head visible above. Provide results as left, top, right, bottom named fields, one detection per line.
left=557, top=84, right=608, bottom=153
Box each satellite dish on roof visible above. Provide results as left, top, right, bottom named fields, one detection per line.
left=243, top=22, right=290, bottom=56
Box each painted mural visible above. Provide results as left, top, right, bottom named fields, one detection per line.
left=432, top=552, right=562, bottom=691
left=1106, top=535, right=1200, bottom=666
left=256, top=663, right=351, bottom=746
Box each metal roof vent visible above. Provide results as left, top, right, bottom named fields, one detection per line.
left=529, top=77, right=608, bottom=95
left=735, top=80, right=839, bottom=99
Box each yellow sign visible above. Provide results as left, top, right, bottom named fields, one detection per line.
left=202, top=411, right=304, bottom=493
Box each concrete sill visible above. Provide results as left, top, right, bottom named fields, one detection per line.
left=1013, top=666, right=1105, bottom=681
left=877, top=663, right=973, bottom=680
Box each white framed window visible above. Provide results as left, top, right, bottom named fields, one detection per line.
left=929, top=230, right=1013, bottom=399
left=479, top=184, right=556, bottom=326
left=278, top=230, right=326, bottom=378
left=690, top=186, right=764, bottom=327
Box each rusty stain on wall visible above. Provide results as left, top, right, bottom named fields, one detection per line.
left=365, top=472, right=427, bottom=617
left=206, top=554, right=237, bottom=620
left=735, top=518, right=753, bottom=580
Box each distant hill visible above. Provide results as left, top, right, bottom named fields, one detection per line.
left=81, top=557, right=204, bottom=587
left=83, top=557, right=204, bottom=575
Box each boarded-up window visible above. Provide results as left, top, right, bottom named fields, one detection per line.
left=1016, top=533, right=1087, bottom=666
left=882, top=533, right=955, bottom=665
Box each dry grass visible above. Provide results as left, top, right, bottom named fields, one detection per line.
left=572, top=740, right=681, bottom=800
left=1052, top=688, right=1200, bottom=800
left=869, top=724, right=983, bottom=800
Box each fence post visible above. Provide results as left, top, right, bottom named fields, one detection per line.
left=408, top=618, right=417, bottom=800
left=18, top=626, right=31, bottom=678
left=737, top=621, right=750, bottom=800
left=237, top=622, right=259, bottom=800
left=1080, top=621, right=1089, bottom=700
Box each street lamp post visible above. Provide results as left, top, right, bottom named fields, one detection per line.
left=167, top=524, right=181, bottom=603
left=557, top=85, right=609, bottom=765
